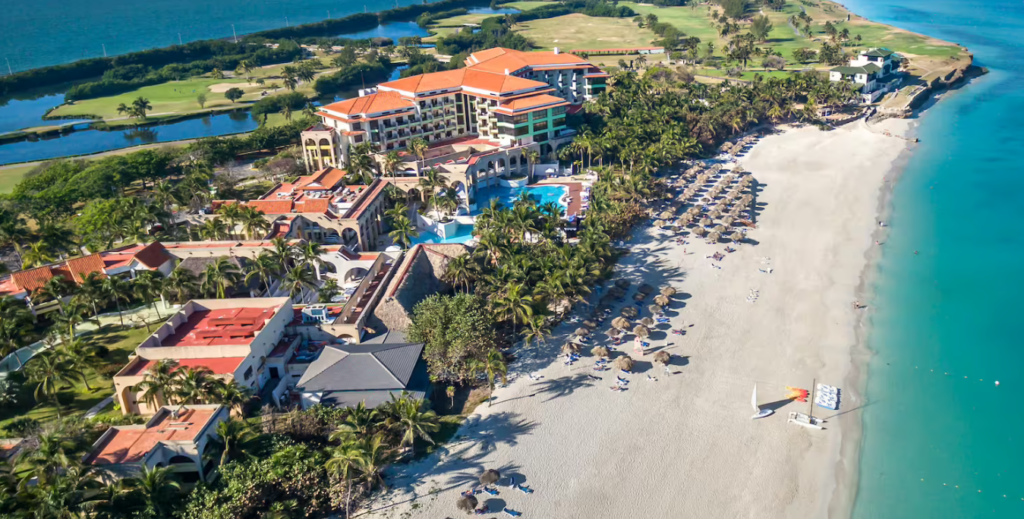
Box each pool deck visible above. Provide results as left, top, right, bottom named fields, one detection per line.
left=541, top=181, right=584, bottom=217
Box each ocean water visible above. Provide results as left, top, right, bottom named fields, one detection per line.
left=0, top=0, right=428, bottom=73
left=845, top=1, right=1024, bottom=517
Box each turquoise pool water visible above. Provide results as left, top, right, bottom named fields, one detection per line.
left=409, top=222, right=475, bottom=245
left=473, top=185, right=568, bottom=215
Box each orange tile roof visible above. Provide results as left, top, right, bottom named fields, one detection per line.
left=11, top=267, right=54, bottom=293
left=295, top=167, right=346, bottom=191
left=121, top=357, right=246, bottom=377
left=85, top=407, right=219, bottom=466
left=466, top=48, right=592, bottom=74
left=321, top=91, right=415, bottom=117
left=381, top=68, right=548, bottom=95
left=294, top=198, right=331, bottom=214
left=246, top=200, right=295, bottom=215
left=65, top=254, right=106, bottom=283
left=496, top=95, right=569, bottom=113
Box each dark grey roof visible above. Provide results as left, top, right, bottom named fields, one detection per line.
left=320, top=389, right=427, bottom=409
left=863, top=48, right=894, bottom=57
left=361, top=329, right=407, bottom=344
left=297, top=342, right=425, bottom=392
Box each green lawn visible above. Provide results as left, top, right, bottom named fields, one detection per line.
left=514, top=13, right=658, bottom=51
left=0, top=164, right=36, bottom=193
left=504, top=1, right=555, bottom=10
left=0, top=324, right=159, bottom=431
left=49, top=78, right=259, bottom=120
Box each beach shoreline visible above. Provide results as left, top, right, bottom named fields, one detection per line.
left=369, top=118, right=917, bottom=519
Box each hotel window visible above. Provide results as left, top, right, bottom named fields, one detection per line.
left=551, top=116, right=566, bottom=128
left=352, top=122, right=362, bottom=130
left=532, top=121, right=548, bottom=133
left=244, top=366, right=253, bottom=381
left=354, top=135, right=363, bottom=143
left=551, top=106, right=567, bottom=116
left=515, top=126, right=529, bottom=136
left=512, top=114, right=529, bottom=124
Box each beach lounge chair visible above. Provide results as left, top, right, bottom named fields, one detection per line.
left=503, top=508, right=522, bottom=516
left=518, top=485, right=534, bottom=494
left=620, top=369, right=633, bottom=375
left=484, top=487, right=499, bottom=496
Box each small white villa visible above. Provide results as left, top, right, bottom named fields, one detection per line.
left=830, top=48, right=901, bottom=104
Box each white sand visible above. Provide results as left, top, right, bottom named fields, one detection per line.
left=372, top=119, right=913, bottom=519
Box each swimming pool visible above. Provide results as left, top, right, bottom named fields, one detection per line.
left=473, top=185, right=568, bottom=215
left=409, top=222, right=476, bottom=245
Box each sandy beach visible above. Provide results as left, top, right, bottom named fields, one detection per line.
left=370, top=118, right=914, bottom=519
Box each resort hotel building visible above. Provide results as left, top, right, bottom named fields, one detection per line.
left=829, top=48, right=901, bottom=104
left=300, top=47, right=608, bottom=206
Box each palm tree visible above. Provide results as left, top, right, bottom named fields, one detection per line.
left=216, top=202, right=244, bottom=239
left=201, top=257, right=242, bottom=299
left=133, top=271, right=165, bottom=325
left=417, top=168, right=448, bottom=217
left=330, top=401, right=378, bottom=441
left=469, top=350, right=507, bottom=407
left=383, top=150, right=403, bottom=179
left=408, top=138, right=429, bottom=173
left=389, top=395, right=439, bottom=450
left=134, top=359, right=179, bottom=410
left=212, top=380, right=255, bottom=416
left=354, top=433, right=393, bottom=491
left=210, top=419, right=259, bottom=466
left=282, top=266, right=317, bottom=302
left=0, top=296, right=33, bottom=370
left=173, top=366, right=214, bottom=405
left=387, top=214, right=418, bottom=250
left=72, top=271, right=107, bottom=322
left=131, top=96, right=152, bottom=119
left=61, top=338, right=100, bottom=391
left=52, top=300, right=96, bottom=340
left=21, top=240, right=54, bottom=269
left=162, top=268, right=198, bottom=305
left=199, top=217, right=229, bottom=240
left=326, top=442, right=364, bottom=519
left=294, top=241, right=325, bottom=279
left=133, top=465, right=180, bottom=517
left=442, top=255, right=475, bottom=292
left=491, top=282, right=533, bottom=337
left=25, top=349, right=75, bottom=416
left=268, top=237, right=295, bottom=274
left=101, top=275, right=133, bottom=327
left=245, top=252, right=282, bottom=296
left=524, top=148, right=541, bottom=180
left=240, top=206, right=271, bottom=239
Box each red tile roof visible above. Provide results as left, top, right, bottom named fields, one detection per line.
left=496, top=95, right=569, bottom=114
left=155, top=307, right=279, bottom=347
left=380, top=68, right=548, bottom=95
left=85, top=407, right=219, bottom=466
left=321, top=91, right=415, bottom=117
left=121, top=357, right=247, bottom=377
left=11, top=267, right=54, bottom=293
left=132, top=242, right=170, bottom=269
left=465, top=47, right=592, bottom=74
left=246, top=200, right=295, bottom=215
left=65, top=254, right=106, bottom=283
left=295, top=167, right=347, bottom=191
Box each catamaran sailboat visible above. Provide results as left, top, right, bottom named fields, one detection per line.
left=751, top=384, right=773, bottom=420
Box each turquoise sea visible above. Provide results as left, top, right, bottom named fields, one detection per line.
left=847, top=0, right=1024, bottom=517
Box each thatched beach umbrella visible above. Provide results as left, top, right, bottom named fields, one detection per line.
left=693, top=227, right=708, bottom=237
left=654, top=294, right=670, bottom=307
left=614, top=355, right=635, bottom=371
left=700, top=197, right=711, bottom=204
left=608, top=286, right=625, bottom=298
left=583, top=320, right=597, bottom=329
left=640, top=317, right=655, bottom=327
left=608, top=328, right=622, bottom=338
left=457, top=495, right=478, bottom=513
left=480, top=469, right=501, bottom=486
left=633, top=324, right=650, bottom=338
left=612, top=316, right=631, bottom=330
left=731, top=231, right=744, bottom=243
left=591, top=345, right=611, bottom=358
left=661, top=286, right=676, bottom=297
left=722, top=216, right=735, bottom=227
left=638, top=284, right=655, bottom=295
left=659, top=210, right=674, bottom=220
left=654, top=351, right=671, bottom=365
left=615, top=279, right=631, bottom=289
left=708, top=209, right=722, bottom=220
left=621, top=306, right=638, bottom=318
left=654, top=219, right=666, bottom=228
left=633, top=292, right=646, bottom=302
left=575, top=327, right=590, bottom=337
left=562, top=343, right=581, bottom=355
left=699, top=217, right=711, bottom=227
left=708, top=231, right=722, bottom=242
left=648, top=304, right=663, bottom=316
left=713, top=224, right=726, bottom=234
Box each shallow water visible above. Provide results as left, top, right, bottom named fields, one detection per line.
left=845, top=1, right=1024, bottom=517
